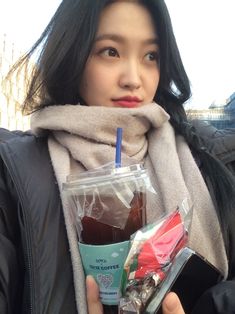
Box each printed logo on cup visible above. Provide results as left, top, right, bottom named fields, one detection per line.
left=79, top=241, right=130, bottom=305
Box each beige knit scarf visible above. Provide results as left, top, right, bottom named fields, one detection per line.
left=31, top=103, right=228, bottom=314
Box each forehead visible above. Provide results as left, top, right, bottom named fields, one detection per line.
left=96, top=1, right=157, bottom=39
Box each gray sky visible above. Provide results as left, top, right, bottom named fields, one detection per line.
left=1, top=0, right=234, bottom=109
left=166, top=0, right=235, bottom=108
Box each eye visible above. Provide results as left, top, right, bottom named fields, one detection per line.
left=100, top=47, right=119, bottom=58
left=145, top=51, right=159, bottom=63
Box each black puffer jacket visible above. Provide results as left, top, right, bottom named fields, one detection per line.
left=0, top=130, right=77, bottom=314
left=0, top=128, right=235, bottom=314
left=191, top=120, right=235, bottom=175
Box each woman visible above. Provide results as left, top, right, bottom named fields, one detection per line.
left=1, top=1, right=235, bottom=313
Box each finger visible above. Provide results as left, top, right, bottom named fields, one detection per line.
left=86, top=275, right=103, bottom=314
left=162, top=292, right=185, bottom=314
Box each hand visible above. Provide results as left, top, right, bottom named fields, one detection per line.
left=86, top=275, right=103, bottom=314
left=162, top=292, right=185, bottom=314
left=86, top=275, right=185, bottom=314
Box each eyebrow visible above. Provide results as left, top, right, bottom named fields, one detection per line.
left=95, top=33, right=159, bottom=45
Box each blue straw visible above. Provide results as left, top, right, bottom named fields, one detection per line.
left=115, top=127, right=122, bottom=168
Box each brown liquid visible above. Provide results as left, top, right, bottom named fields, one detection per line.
left=81, top=192, right=146, bottom=314
left=81, top=192, right=146, bottom=245
left=103, top=304, right=119, bottom=314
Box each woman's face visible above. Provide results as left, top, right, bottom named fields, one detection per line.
left=79, top=1, right=160, bottom=108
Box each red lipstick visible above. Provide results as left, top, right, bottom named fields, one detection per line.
left=112, top=96, right=142, bottom=108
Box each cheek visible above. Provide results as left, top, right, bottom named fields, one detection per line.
left=147, top=71, right=160, bottom=98
left=79, top=65, right=101, bottom=99
left=79, top=63, right=114, bottom=105
left=84, top=63, right=112, bottom=90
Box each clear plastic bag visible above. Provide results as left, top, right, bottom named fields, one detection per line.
left=62, top=163, right=156, bottom=244
left=119, top=199, right=193, bottom=313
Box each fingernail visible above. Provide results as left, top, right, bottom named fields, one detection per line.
left=165, top=294, right=178, bottom=311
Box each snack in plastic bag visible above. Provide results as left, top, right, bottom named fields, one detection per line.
left=119, top=200, right=192, bottom=313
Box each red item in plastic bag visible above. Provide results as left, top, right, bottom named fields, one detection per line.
left=129, top=210, right=188, bottom=280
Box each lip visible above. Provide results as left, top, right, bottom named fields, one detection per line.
left=112, top=96, right=142, bottom=108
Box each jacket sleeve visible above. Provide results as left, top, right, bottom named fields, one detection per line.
left=0, top=157, right=22, bottom=314
left=191, top=119, right=235, bottom=174
left=192, top=280, right=235, bottom=314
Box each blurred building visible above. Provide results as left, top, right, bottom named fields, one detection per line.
left=187, top=92, right=235, bottom=129
left=0, top=34, right=30, bottom=131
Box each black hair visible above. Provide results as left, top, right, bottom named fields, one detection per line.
left=6, top=0, right=110, bottom=112
left=7, top=0, right=191, bottom=114
left=142, top=0, right=235, bottom=277
left=6, top=0, right=235, bottom=276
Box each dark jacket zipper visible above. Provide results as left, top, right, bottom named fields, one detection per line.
left=20, top=199, right=35, bottom=314
left=2, top=151, right=36, bottom=314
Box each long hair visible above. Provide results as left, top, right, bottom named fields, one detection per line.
left=6, top=0, right=110, bottom=113
left=7, top=0, right=191, bottom=115
left=7, top=0, right=235, bottom=276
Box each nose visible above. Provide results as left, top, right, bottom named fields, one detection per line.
left=119, top=60, right=141, bottom=90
